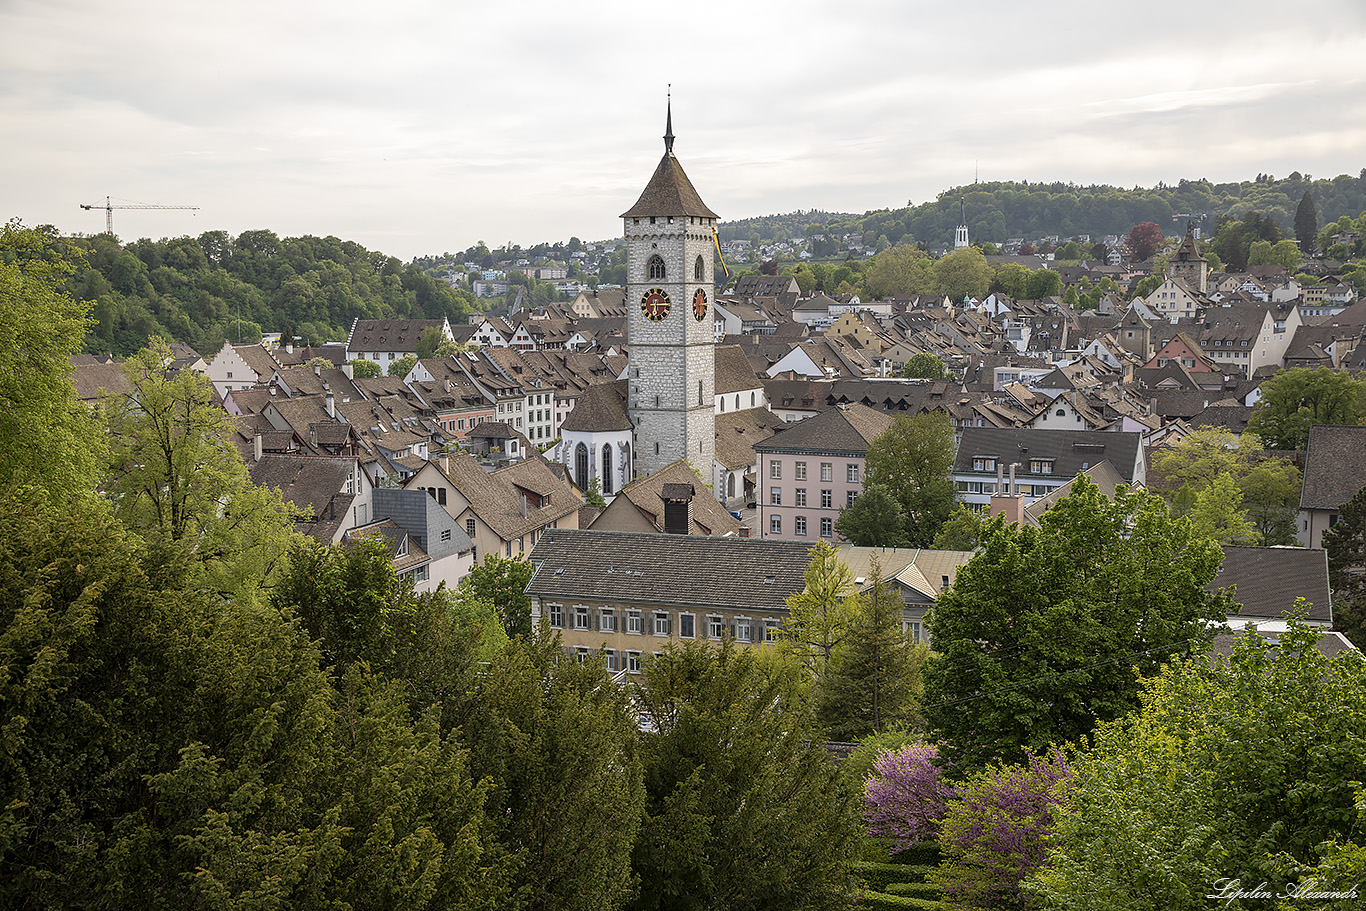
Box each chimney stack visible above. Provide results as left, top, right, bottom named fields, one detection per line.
left=253, top=431, right=263, bottom=463
left=324, top=383, right=335, bottom=419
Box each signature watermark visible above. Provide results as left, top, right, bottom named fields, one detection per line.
left=1208, top=878, right=1361, bottom=906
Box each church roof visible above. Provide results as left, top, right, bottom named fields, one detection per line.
left=560, top=379, right=631, bottom=433
left=620, top=150, right=718, bottom=219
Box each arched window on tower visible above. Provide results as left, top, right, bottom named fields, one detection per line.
left=647, top=255, right=666, bottom=281
left=694, top=254, right=705, bottom=281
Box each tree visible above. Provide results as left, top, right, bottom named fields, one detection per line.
left=863, top=412, right=958, bottom=546
left=933, top=751, right=1074, bottom=911
left=1030, top=623, right=1366, bottom=911
left=388, top=354, right=418, bottom=377
left=923, top=476, right=1232, bottom=768
left=1024, top=267, right=1063, bottom=299
left=933, top=247, right=993, bottom=302
left=863, top=244, right=935, bottom=298
left=863, top=741, right=958, bottom=853
left=105, top=338, right=301, bottom=603
left=0, top=220, right=104, bottom=504
left=902, top=352, right=949, bottom=379
left=817, top=558, right=926, bottom=738
left=350, top=357, right=382, bottom=378
left=583, top=476, right=608, bottom=509
left=932, top=504, right=988, bottom=551
left=782, top=541, right=859, bottom=672
left=834, top=484, right=908, bottom=547
left=1186, top=472, right=1257, bottom=544
left=1324, top=484, right=1366, bottom=650
left=416, top=326, right=445, bottom=359
left=1295, top=190, right=1318, bottom=254
left=459, top=553, right=535, bottom=638
left=631, top=640, right=862, bottom=911
left=1246, top=366, right=1366, bottom=450
left=1125, top=222, right=1165, bottom=261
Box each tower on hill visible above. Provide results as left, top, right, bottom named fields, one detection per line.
left=622, top=101, right=719, bottom=479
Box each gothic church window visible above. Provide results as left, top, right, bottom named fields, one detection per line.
left=648, top=255, right=666, bottom=280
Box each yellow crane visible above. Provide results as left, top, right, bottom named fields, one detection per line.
left=79, top=196, right=199, bottom=235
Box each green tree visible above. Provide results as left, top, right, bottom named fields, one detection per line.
left=1242, top=458, right=1302, bottom=546
left=816, top=557, right=926, bottom=738
left=350, top=357, right=382, bottom=377
left=902, top=352, right=949, bottom=379
left=459, top=553, right=535, bottom=638
left=1324, top=484, right=1366, bottom=650
left=460, top=635, right=644, bottom=911
left=923, top=477, right=1232, bottom=768
left=631, top=640, right=862, bottom=911
left=389, top=354, right=418, bottom=377
left=834, top=484, right=908, bottom=547
left=1025, top=267, right=1063, bottom=299
left=863, top=244, right=935, bottom=298
left=0, top=220, right=105, bottom=504
left=863, top=412, right=958, bottom=546
left=1030, top=622, right=1366, bottom=911
left=105, top=338, right=301, bottom=603
left=1295, top=190, right=1318, bottom=254
left=932, top=504, right=988, bottom=551
left=1187, top=471, right=1257, bottom=544
left=933, top=246, right=993, bottom=302
left=781, top=541, right=859, bottom=672
left=1246, top=366, right=1366, bottom=450
left=415, top=326, right=445, bottom=359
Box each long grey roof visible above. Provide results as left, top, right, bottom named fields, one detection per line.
left=526, top=529, right=813, bottom=610
left=1300, top=424, right=1366, bottom=510
left=752, top=402, right=892, bottom=455
left=954, top=427, right=1143, bottom=480
left=1212, top=545, right=1331, bottom=623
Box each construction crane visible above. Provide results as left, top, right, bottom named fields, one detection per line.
left=1171, top=212, right=1209, bottom=239
left=79, top=196, right=199, bottom=235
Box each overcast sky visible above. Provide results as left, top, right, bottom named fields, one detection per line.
left=3, top=0, right=1365, bottom=260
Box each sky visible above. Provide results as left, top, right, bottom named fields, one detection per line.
left=3, top=0, right=1365, bottom=261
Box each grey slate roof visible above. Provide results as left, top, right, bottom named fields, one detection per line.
left=954, top=427, right=1143, bottom=481
left=559, top=380, right=631, bottom=432
left=526, top=529, right=813, bottom=611
left=1300, top=424, right=1366, bottom=510
left=1212, top=545, right=1332, bottom=624
left=752, top=402, right=892, bottom=456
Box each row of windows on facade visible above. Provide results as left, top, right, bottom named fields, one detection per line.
left=969, top=457, right=1055, bottom=474
left=957, top=480, right=1059, bottom=497
left=546, top=604, right=780, bottom=643
left=769, top=514, right=835, bottom=537
left=770, top=488, right=857, bottom=509
left=645, top=253, right=707, bottom=282
left=768, top=460, right=857, bottom=482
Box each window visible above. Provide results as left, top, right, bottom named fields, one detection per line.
left=548, top=603, right=565, bottom=628
left=573, top=606, right=591, bottom=630
left=770, top=486, right=782, bottom=506
left=653, top=611, right=671, bottom=637
left=821, top=489, right=832, bottom=509
left=627, top=650, right=642, bottom=673
left=847, top=464, right=860, bottom=483
left=736, top=617, right=753, bottom=642
left=679, top=613, right=696, bottom=639
left=575, top=646, right=590, bottom=662
left=769, top=514, right=783, bottom=535
left=647, top=255, right=666, bottom=280
left=769, top=460, right=782, bottom=479
left=627, top=609, right=644, bottom=635
left=820, top=462, right=833, bottom=481
left=466, top=518, right=476, bottom=537
left=795, top=488, right=807, bottom=506
left=1029, top=459, right=1054, bottom=474
left=820, top=517, right=833, bottom=538
left=902, top=619, right=923, bottom=643
left=795, top=515, right=807, bottom=535
left=599, top=608, right=617, bottom=633
left=437, top=488, right=446, bottom=505
left=603, top=649, right=618, bottom=672
left=764, top=619, right=782, bottom=643
left=795, top=461, right=807, bottom=480
left=847, top=490, right=858, bottom=507
left=694, top=254, right=705, bottom=281
left=440, top=529, right=452, bottom=542
left=414, top=565, right=429, bottom=583
left=972, top=456, right=997, bottom=471
left=708, top=615, right=724, bottom=640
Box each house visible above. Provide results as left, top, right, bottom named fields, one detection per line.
left=1144, top=276, right=1207, bottom=322
left=249, top=452, right=373, bottom=543
left=837, top=546, right=976, bottom=646
left=200, top=341, right=285, bottom=397
left=589, top=460, right=742, bottom=536
left=364, top=487, right=476, bottom=592
left=751, top=402, right=893, bottom=541
left=713, top=407, right=783, bottom=507
left=345, top=318, right=454, bottom=372
left=1212, top=545, right=1331, bottom=635
left=953, top=427, right=1145, bottom=512
left=1298, top=424, right=1366, bottom=548
left=525, top=529, right=815, bottom=668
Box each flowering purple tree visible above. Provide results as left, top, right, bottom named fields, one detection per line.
left=863, top=742, right=958, bottom=853
left=931, top=750, right=1075, bottom=910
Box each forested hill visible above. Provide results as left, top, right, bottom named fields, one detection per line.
left=717, top=170, right=1366, bottom=249
left=67, top=229, right=478, bottom=357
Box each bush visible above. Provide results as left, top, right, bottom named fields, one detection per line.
left=864, top=741, right=957, bottom=853
left=856, top=861, right=917, bottom=892
left=859, top=892, right=948, bottom=910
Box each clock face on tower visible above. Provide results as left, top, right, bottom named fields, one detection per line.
left=693, top=288, right=708, bottom=321
left=641, top=287, right=671, bottom=321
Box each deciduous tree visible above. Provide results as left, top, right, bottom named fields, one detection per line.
left=1246, top=366, right=1366, bottom=450
left=923, top=477, right=1232, bottom=768
left=863, top=741, right=957, bottom=853
left=459, top=553, right=535, bottom=638
left=901, top=352, right=949, bottom=379
left=1125, top=222, right=1165, bottom=261
left=834, top=484, right=908, bottom=547
left=863, top=412, right=957, bottom=546
left=933, top=246, right=993, bottom=302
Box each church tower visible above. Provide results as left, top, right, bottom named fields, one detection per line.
left=622, top=102, right=718, bottom=480
left=954, top=196, right=970, bottom=249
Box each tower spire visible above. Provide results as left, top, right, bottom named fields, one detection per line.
left=664, top=86, right=675, bottom=153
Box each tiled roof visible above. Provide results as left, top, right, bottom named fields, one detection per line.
left=526, top=529, right=812, bottom=610
left=714, top=407, right=782, bottom=471
left=1300, top=424, right=1366, bottom=510
left=346, top=520, right=429, bottom=573
left=1212, top=545, right=1331, bottom=623
left=606, top=459, right=742, bottom=536
left=249, top=453, right=354, bottom=520
left=752, top=402, right=892, bottom=455
left=714, top=344, right=763, bottom=395
left=432, top=451, right=580, bottom=541
left=954, top=427, right=1143, bottom=481
left=560, top=380, right=631, bottom=432
left=620, top=151, right=718, bottom=219
left=72, top=361, right=128, bottom=401
left=346, top=319, right=447, bottom=354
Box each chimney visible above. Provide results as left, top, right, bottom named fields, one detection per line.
left=324, top=383, right=335, bottom=418
left=341, top=363, right=353, bottom=380
left=996, top=461, right=1004, bottom=495
left=253, top=431, right=263, bottom=463
left=286, top=342, right=294, bottom=355
left=1009, top=462, right=1018, bottom=496
left=314, top=362, right=322, bottom=377
left=661, top=483, right=695, bottom=535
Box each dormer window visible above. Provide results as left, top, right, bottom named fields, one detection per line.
left=647, top=255, right=666, bottom=281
